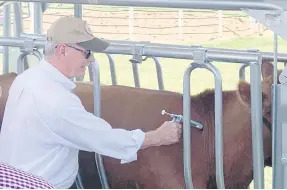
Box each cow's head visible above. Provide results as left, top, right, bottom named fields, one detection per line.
left=236, top=60, right=281, bottom=167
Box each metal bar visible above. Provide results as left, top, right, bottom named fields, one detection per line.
left=250, top=59, right=265, bottom=189
left=273, top=84, right=283, bottom=189
left=204, top=62, right=224, bottom=189
left=272, top=34, right=283, bottom=189
left=151, top=57, right=164, bottom=90
left=13, top=3, right=23, bottom=38
left=4, top=0, right=283, bottom=10
left=88, top=65, right=93, bottom=82
left=33, top=49, right=43, bottom=60
left=74, top=4, right=82, bottom=18
left=18, top=33, right=287, bottom=63
left=74, top=4, right=83, bottom=82
left=106, top=54, right=117, bottom=85
left=131, top=62, right=140, bottom=87
left=0, top=37, right=266, bottom=63
left=17, top=51, right=42, bottom=73
left=89, top=60, right=109, bottom=189
left=33, top=3, right=43, bottom=34
left=280, top=84, right=287, bottom=189
left=14, top=3, right=30, bottom=72
left=239, top=64, right=248, bottom=81
left=3, top=4, right=11, bottom=73
left=17, top=52, right=29, bottom=74
left=183, top=63, right=195, bottom=189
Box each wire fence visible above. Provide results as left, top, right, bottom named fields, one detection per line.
left=0, top=3, right=268, bottom=44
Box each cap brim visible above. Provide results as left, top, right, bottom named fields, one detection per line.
left=77, top=37, right=109, bottom=52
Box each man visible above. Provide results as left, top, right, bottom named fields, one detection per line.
left=0, top=162, right=54, bottom=189
left=0, top=16, right=182, bottom=189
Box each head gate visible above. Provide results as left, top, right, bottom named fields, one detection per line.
left=182, top=47, right=225, bottom=189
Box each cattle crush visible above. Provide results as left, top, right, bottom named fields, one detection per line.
left=0, top=0, right=287, bottom=189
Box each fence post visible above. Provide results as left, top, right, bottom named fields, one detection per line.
left=178, top=9, right=183, bottom=41
left=218, top=10, right=222, bottom=39
left=129, top=7, right=134, bottom=40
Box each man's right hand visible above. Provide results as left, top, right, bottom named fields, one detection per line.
left=140, top=121, right=182, bottom=149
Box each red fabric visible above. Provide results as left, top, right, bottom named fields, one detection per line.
left=0, top=163, right=54, bottom=189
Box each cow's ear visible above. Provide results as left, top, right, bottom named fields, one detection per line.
left=237, top=81, right=269, bottom=110
left=237, top=81, right=251, bottom=106
left=261, top=60, right=273, bottom=81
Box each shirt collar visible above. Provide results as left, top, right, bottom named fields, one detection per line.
left=40, top=58, right=76, bottom=92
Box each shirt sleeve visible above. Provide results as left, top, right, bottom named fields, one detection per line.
left=51, top=94, right=145, bottom=164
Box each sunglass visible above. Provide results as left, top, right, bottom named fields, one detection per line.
left=66, top=45, right=91, bottom=59
left=55, top=44, right=91, bottom=59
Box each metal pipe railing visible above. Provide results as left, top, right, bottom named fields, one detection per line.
left=183, top=59, right=225, bottom=189
left=151, top=57, right=164, bottom=90
left=17, top=50, right=42, bottom=74
left=0, top=36, right=268, bottom=64
left=106, top=54, right=117, bottom=85
left=19, top=33, right=287, bottom=63
left=250, top=59, right=265, bottom=189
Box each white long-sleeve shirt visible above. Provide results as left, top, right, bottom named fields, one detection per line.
left=0, top=59, right=145, bottom=188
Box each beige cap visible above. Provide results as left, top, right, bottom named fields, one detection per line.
left=46, top=16, right=109, bottom=52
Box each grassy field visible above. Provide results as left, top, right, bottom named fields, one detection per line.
left=88, top=31, right=287, bottom=95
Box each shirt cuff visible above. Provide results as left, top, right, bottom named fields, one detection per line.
left=120, top=129, right=145, bottom=164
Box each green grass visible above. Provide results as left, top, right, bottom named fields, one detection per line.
left=84, top=31, right=286, bottom=97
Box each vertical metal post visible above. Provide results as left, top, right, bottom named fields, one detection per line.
left=130, top=45, right=143, bottom=88
left=239, top=64, right=248, bottom=81
left=205, top=62, right=224, bottom=189
left=3, top=4, right=11, bottom=73
left=106, top=54, right=117, bottom=85
left=13, top=3, right=23, bottom=38
left=250, top=57, right=264, bottom=189
left=14, top=3, right=29, bottom=71
left=151, top=57, right=164, bottom=90
left=132, top=63, right=140, bottom=87
left=74, top=4, right=82, bottom=18
left=17, top=52, right=29, bottom=74
left=74, top=4, right=84, bottom=82
left=89, top=60, right=109, bottom=189
left=273, top=84, right=283, bottom=188
left=272, top=34, right=283, bottom=189
left=183, top=63, right=194, bottom=189
left=33, top=3, right=43, bottom=34
left=279, top=85, right=287, bottom=189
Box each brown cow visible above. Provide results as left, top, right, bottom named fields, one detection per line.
left=74, top=61, right=276, bottom=189
left=0, top=61, right=277, bottom=188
